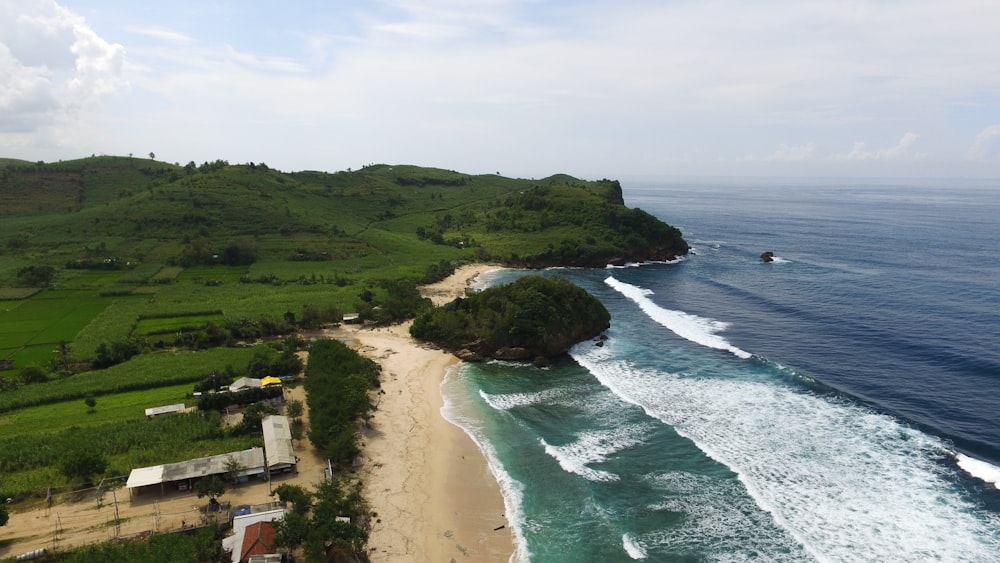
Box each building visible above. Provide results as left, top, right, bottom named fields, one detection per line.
left=261, top=415, right=297, bottom=474
left=229, top=377, right=262, bottom=392
left=221, top=508, right=287, bottom=563
left=144, top=403, right=186, bottom=418
left=125, top=448, right=266, bottom=498
left=238, top=521, right=277, bottom=562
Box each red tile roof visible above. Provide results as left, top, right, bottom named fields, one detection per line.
left=240, top=521, right=277, bottom=562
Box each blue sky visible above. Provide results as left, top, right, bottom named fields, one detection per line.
left=3, top=0, right=1000, bottom=179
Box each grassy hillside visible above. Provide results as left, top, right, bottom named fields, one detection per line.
left=1, top=157, right=686, bottom=359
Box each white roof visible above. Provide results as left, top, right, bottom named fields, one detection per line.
left=126, top=465, right=164, bottom=489
left=144, top=403, right=185, bottom=416
left=229, top=377, right=262, bottom=392
left=261, top=415, right=296, bottom=468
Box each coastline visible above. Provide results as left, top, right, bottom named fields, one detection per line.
left=326, top=264, right=513, bottom=562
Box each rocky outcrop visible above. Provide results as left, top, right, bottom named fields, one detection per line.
left=761, top=251, right=775, bottom=262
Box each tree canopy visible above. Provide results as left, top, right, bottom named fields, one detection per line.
left=411, top=275, right=610, bottom=362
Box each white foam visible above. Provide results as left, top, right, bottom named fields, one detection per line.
left=956, top=453, right=1000, bottom=489
left=540, top=424, right=651, bottom=483
left=440, top=365, right=531, bottom=562
left=572, top=344, right=1000, bottom=561
left=605, top=276, right=752, bottom=359
left=469, top=268, right=507, bottom=292
left=480, top=388, right=566, bottom=411
left=643, top=471, right=806, bottom=560
left=622, top=533, right=647, bottom=559
left=768, top=255, right=791, bottom=264
left=605, top=257, right=686, bottom=269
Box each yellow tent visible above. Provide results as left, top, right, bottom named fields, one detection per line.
left=260, top=376, right=282, bottom=387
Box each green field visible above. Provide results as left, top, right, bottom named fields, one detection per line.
left=0, top=382, right=193, bottom=437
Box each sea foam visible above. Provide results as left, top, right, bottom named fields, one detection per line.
left=539, top=424, right=651, bottom=483
left=622, top=533, right=647, bottom=559
left=956, top=453, right=1000, bottom=489
left=572, top=343, right=1000, bottom=561
left=605, top=276, right=752, bottom=359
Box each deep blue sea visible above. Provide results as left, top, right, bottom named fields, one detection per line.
left=441, top=178, right=1000, bottom=562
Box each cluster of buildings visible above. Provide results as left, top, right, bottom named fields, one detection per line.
left=125, top=415, right=296, bottom=497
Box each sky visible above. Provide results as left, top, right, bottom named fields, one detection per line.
left=2, top=0, right=1000, bottom=180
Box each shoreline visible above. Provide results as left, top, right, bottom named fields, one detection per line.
left=328, top=264, right=513, bottom=562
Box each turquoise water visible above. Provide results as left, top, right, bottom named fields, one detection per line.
left=441, top=180, right=1000, bottom=562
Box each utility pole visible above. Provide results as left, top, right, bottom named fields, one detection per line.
left=112, top=488, right=121, bottom=537
left=53, top=513, right=62, bottom=552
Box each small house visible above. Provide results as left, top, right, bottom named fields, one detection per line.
left=145, top=403, right=186, bottom=418
left=229, top=377, right=262, bottom=392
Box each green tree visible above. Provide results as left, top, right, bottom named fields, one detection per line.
left=15, top=265, right=56, bottom=287
left=231, top=402, right=277, bottom=436
left=19, top=365, right=47, bottom=385
left=194, top=475, right=226, bottom=501
left=286, top=400, right=303, bottom=418
left=289, top=417, right=304, bottom=441
left=272, top=478, right=369, bottom=561
left=224, top=456, right=245, bottom=485
left=272, top=483, right=312, bottom=515
left=60, top=448, right=107, bottom=486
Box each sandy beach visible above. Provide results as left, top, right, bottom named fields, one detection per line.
left=331, top=263, right=513, bottom=562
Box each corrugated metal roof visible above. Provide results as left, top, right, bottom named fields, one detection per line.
left=161, top=448, right=266, bottom=482
left=144, top=403, right=185, bottom=416
left=261, top=415, right=296, bottom=468
left=127, top=448, right=266, bottom=489
left=125, top=465, right=164, bottom=488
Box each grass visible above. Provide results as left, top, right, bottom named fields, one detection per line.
left=0, top=288, right=41, bottom=300
left=0, top=289, right=111, bottom=368
left=0, top=347, right=255, bottom=414
left=0, top=382, right=194, bottom=437
left=134, top=313, right=225, bottom=336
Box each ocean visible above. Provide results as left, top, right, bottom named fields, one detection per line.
left=440, top=178, right=1000, bottom=562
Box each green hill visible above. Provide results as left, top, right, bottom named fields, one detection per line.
left=0, top=156, right=687, bottom=370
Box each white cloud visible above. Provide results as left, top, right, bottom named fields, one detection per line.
left=0, top=0, right=126, bottom=135
left=123, top=26, right=195, bottom=45
left=766, top=142, right=816, bottom=162
left=5, top=1, right=1000, bottom=176
left=830, top=133, right=921, bottom=161
left=223, top=45, right=306, bottom=73
left=967, top=124, right=1000, bottom=160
